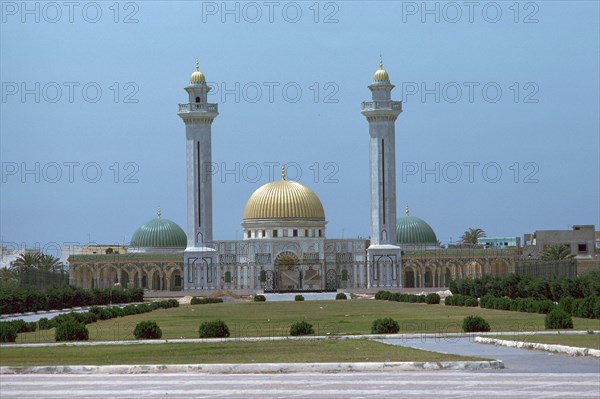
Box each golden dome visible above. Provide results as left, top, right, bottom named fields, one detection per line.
left=243, top=176, right=325, bottom=220
left=190, top=58, right=205, bottom=84
left=373, top=55, right=389, bottom=82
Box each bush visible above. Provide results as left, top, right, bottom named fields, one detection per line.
left=425, top=293, right=441, bottom=304
left=558, top=296, right=574, bottom=314
left=199, top=320, right=230, bottom=338
left=294, top=295, right=304, bottom=301
left=55, top=319, right=89, bottom=341
left=371, top=317, right=400, bottom=334
left=253, top=295, right=266, bottom=302
left=133, top=320, right=162, bottom=339
left=375, top=290, right=391, bottom=300
left=390, top=292, right=402, bottom=302
left=536, top=300, right=556, bottom=314
left=335, top=293, right=347, bottom=300
left=479, top=294, right=494, bottom=309
left=545, top=309, right=574, bottom=329
left=464, top=297, right=478, bottom=307
left=8, top=319, right=37, bottom=333
left=462, top=315, right=490, bottom=333
left=0, top=322, right=18, bottom=343
left=290, top=321, right=314, bottom=336
left=191, top=297, right=224, bottom=305
left=38, top=317, right=56, bottom=330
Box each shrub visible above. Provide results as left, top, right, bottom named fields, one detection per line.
left=558, top=296, right=574, bottom=314
left=109, top=306, right=124, bottom=318
left=8, top=319, right=37, bottom=333
left=390, top=292, right=402, bottom=302
left=0, top=322, right=18, bottom=343
left=290, top=321, right=314, bottom=336
left=464, top=297, right=478, bottom=307
left=371, top=317, right=400, bottom=334
left=536, top=300, right=556, bottom=314
left=572, top=296, right=600, bottom=319
left=253, top=295, right=266, bottom=302
left=425, top=293, right=441, bottom=304
left=199, top=320, right=230, bottom=338
left=335, top=293, right=347, bottom=300
left=133, top=320, right=162, bottom=339
left=38, top=317, right=57, bottom=330
left=55, top=319, right=89, bottom=341
left=294, top=295, right=304, bottom=301
left=545, top=309, right=574, bottom=329
left=462, top=315, right=490, bottom=333
left=191, top=297, right=224, bottom=305
left=479, top=294, right=494, bottom=309
left=375, top=290, right=391, bottom=300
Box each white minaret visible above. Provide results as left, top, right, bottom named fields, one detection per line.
left=361, top=56, right=403, bottom=288
left=178, top=59, right=218, bottom=290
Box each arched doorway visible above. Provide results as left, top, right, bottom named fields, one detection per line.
left=275, top=252, right=301, bottom=291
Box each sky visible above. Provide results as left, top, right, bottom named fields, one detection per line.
left=1, top=0, right=599, bottom=254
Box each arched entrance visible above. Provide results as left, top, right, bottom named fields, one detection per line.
left=275, top=252, right=301, bottom=291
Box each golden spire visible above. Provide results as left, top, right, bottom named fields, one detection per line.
left=373, top=54, right=389, bottom=82
left=405, top=204, right=409, bottom=216
left=157, top=207, right=161, bottom=219
left=281, top=165, right=286, bottom=180
left=190, top=58, right=205, bottom=84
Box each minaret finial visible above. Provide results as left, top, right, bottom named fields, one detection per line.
left=281, top=164, right=286, bottom=180
left=158, top=207, right=161, bottom=219
left=195, top=58, right=199, bottom=71
left=405, top=204, right=409, bottom=216
left=379, top=54, right=383, bottom=70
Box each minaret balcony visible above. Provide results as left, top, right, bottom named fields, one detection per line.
left=178, top=103, right=218, bottom=113
left=361, top=101, right=402, bottom=112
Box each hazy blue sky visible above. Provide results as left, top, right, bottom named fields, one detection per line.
left=1, top=0, right=599, bottom=252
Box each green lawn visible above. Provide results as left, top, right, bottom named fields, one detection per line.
left=0, top=339, right=483, bottom=366
left=494, top=333, right=600, bottom=350
left=10, top=299, right=600, bottom=344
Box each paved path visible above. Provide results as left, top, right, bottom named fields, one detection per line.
left=382, top=337, right=600, bottom=373
left=2, top=372, right=599, bottom=398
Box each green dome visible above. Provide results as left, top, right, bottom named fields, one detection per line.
left=131, top=217, right=187, bottom=248
left=396, top=215, right=438, bottom=244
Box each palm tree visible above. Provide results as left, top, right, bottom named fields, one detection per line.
left=461, top=228, right=486, bottom=244
left=39, top=254, right=63, bottom=272
left=541, top=244, right=574, bottom=261
left=11, top=251, right=42, bottom=272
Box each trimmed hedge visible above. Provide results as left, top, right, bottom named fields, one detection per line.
left=55, top=319, right=89, bottom=341
left=0, top=286, right=144, bottom=315
left=545, top=309, right=573, bottom=329
left=449, top=271, right=600, bottom=301
left=290, top=321, right=314, bottom=336
left=253, top=295, right=266, bottom=302
left=371, top=317, right=400, bottom=334
left=3, top=299, right=179, bottom=342
left=375, top=291, right=428, bottom=304
left=199, top=320, right=230, bottom=338
left=479, top=296, right=557, bottom=315
left=425, top=293, right=441, bottom=304
left=0, top=322, right=18, bottom=343
left=335, top=293, right=347, bottom=300
left=294, top=295, right=305, bottom=301
left=190, top=297, right=224, bottom=305
left=462, top=315, right=490, bottom=332
left=134, top=320, right=162, bottom=339
left=445, top=295, right=478, bottom=307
